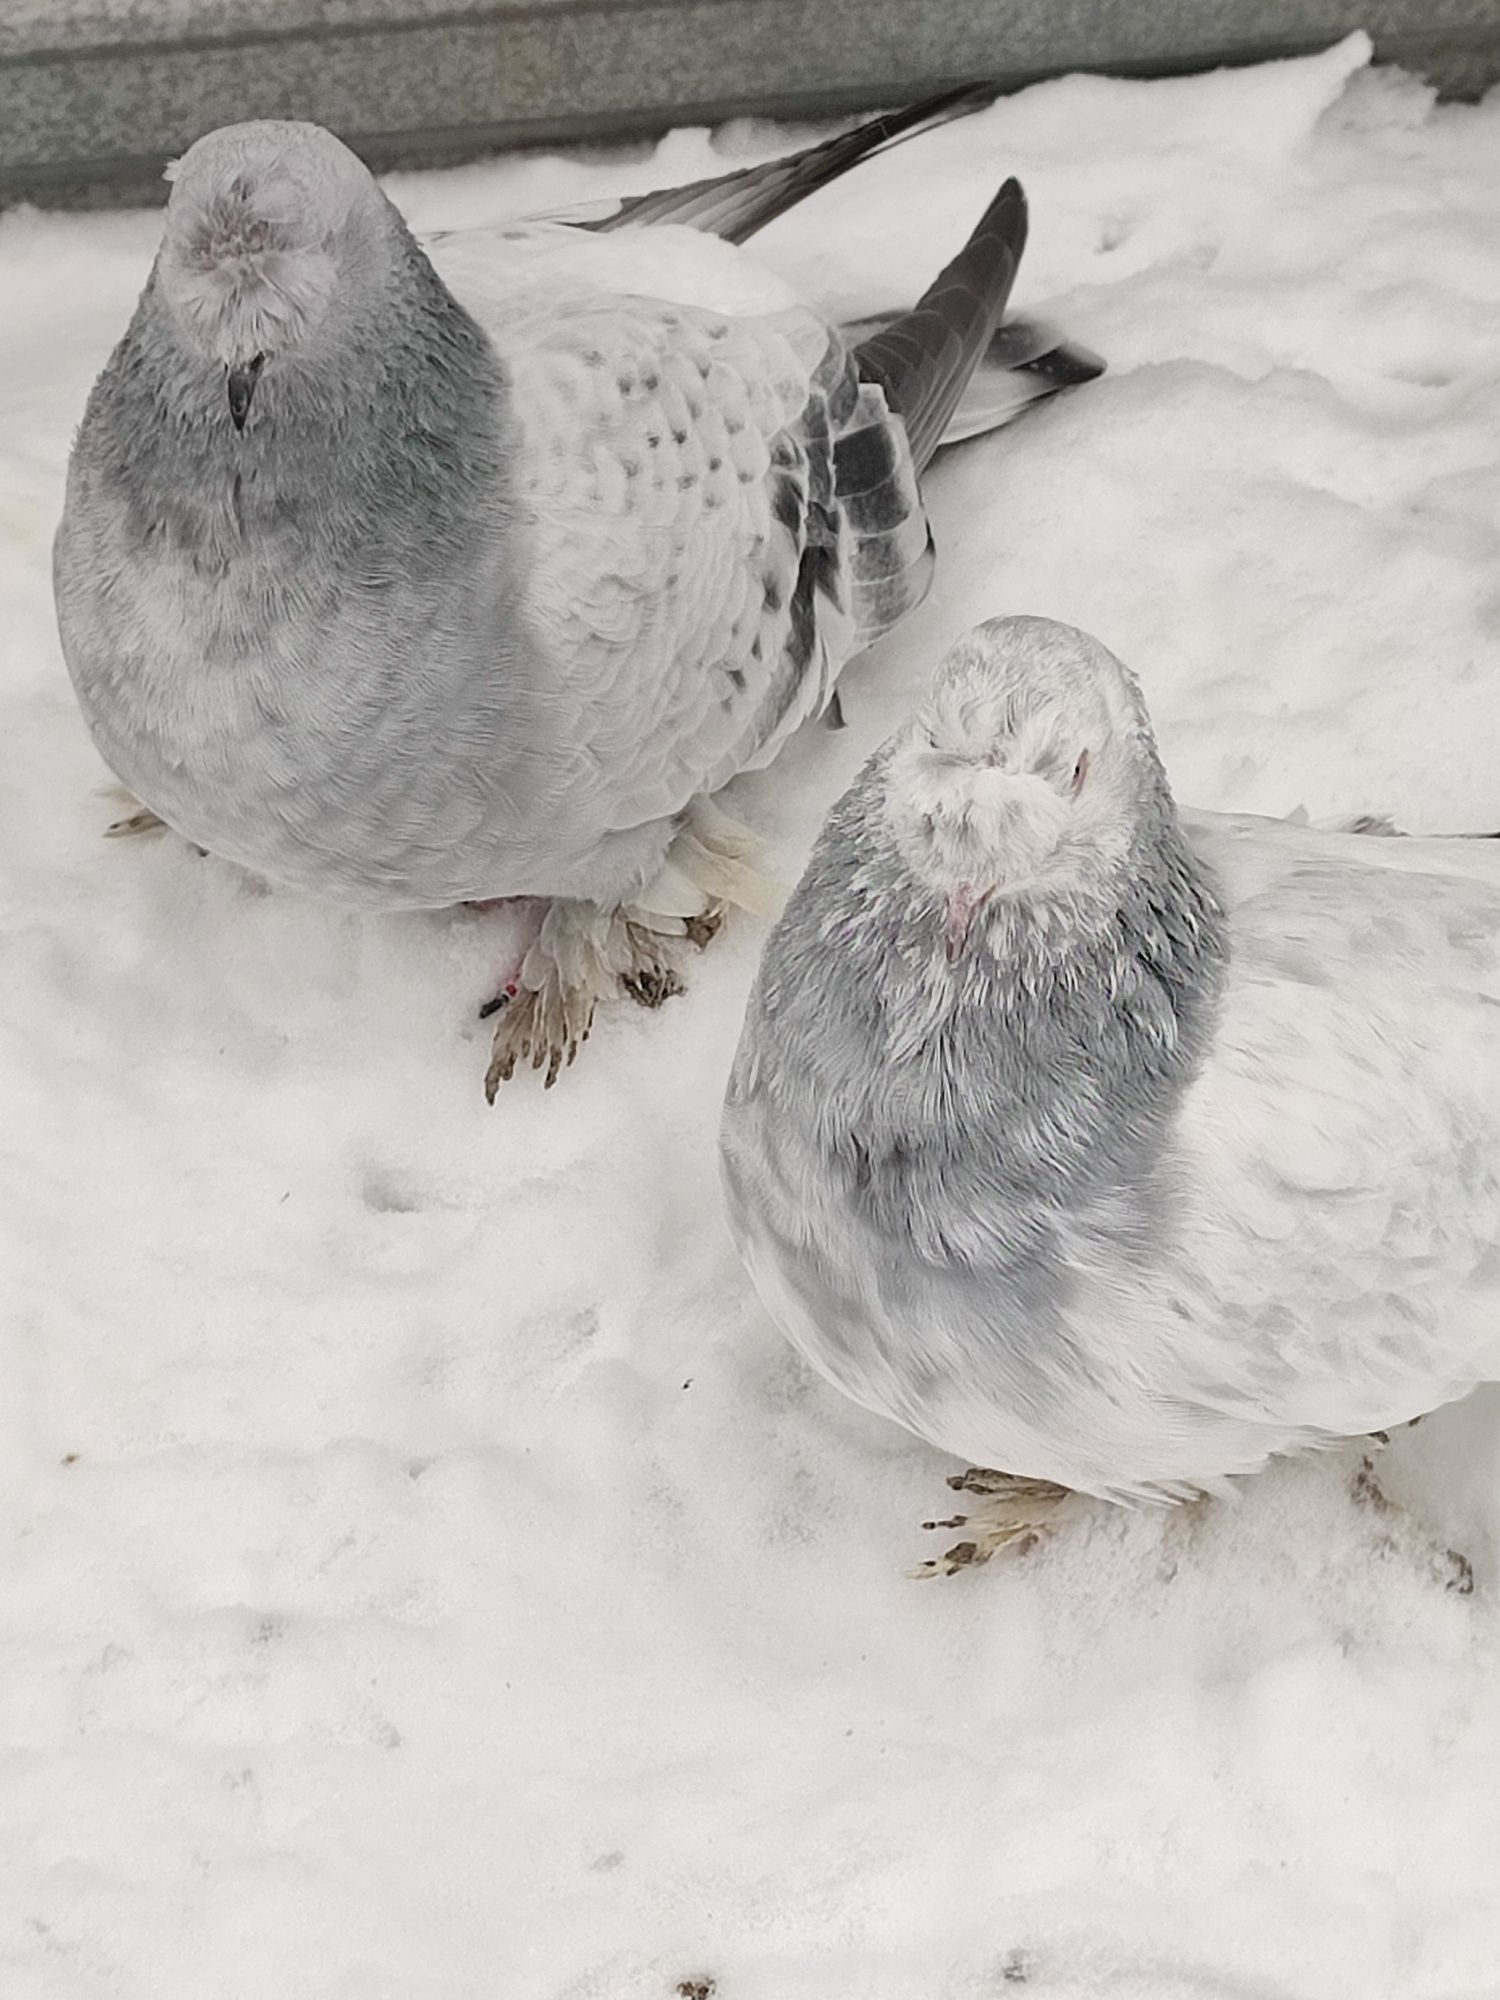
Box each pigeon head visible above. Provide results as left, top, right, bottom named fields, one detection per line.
left=883, top=615, right=1168, bottom=961
left=156, top=121, right=390, bottom=428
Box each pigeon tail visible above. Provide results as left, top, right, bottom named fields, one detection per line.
left=841, top=310, right=1105, bottom=448
left=854, top=177, right=1029, bottom=472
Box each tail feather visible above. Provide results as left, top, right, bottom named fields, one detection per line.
left=843, top=308, right=1104, bottom=446
left=855, top=178, right=1029, bottom=472
left=574, top=86, right=997, bottom=245
left=986, top=314, right=1105, bottom=378
left=939, top=326, right=1105, bottom=445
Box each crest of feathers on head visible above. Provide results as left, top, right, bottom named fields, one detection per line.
left=157, top=123, right=372, bottom=362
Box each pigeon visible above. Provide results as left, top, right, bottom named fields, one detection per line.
left=720, top=616, right=1500, bottom=1568
left=52, top=98, right=1102, bottom=1095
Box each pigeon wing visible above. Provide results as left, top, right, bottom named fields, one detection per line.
left=1168, top=810, right=1500, bottom=1432
left=450, top=278, right=929, bottom=831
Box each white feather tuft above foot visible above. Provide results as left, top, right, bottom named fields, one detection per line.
left=628, top=798, right=786, bottom=926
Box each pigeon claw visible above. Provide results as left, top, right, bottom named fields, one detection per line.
left=476, top=900, right=693, bottom=1097
left=105, top=806, right=168, bottom=839
left=1349, top=1452, right=1476, bottom=1594
left=621, top=960, right=684, bottom=1010
left=483, top=982, right=595, bottom=1100
left=682, top=901, right=727, bottom=950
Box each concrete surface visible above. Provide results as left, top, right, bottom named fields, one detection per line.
left=5, top=0, right=1500, bottom=205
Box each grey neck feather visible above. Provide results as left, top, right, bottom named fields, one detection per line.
left=735, top=746, right=1228, bottom=1270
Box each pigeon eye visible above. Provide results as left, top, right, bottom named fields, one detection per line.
left=1070, top=749, right=1090, bottom=796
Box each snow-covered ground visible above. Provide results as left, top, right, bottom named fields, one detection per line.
left=3, top=32, right=1499, bottom=1996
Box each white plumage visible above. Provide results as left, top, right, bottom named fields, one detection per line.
left=54, top=111, right=1078, bottom=1092
left=720, top=617, right=1500, bottom=1552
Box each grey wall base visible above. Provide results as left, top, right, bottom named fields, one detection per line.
left=5, top=0, right=1500, bottom=207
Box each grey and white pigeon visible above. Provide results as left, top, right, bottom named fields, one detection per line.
left=52, top=97, right=1101, bottom=1094
left=720, top=616, right=1500, bottom=1566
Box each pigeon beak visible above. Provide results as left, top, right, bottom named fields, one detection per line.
left=944, top=883, right=992, bottom=964
left=226, top=354, right=265, bottom=432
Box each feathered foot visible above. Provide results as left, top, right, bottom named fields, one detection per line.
left=480, top=799, right=781, bottom=1096
left=913, top=1467, right=1074, bottom=1577
left=481, top=901, right=677, bottom=1096
left=481, top=902, right=697, bottom=1097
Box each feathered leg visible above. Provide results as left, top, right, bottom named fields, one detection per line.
left=481, top=799, right=784, bottom=1096
left=913, top=1467, right=1076, bottom=1577
left=482, top=900, right=672, bottom=1096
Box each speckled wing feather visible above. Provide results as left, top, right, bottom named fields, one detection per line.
left=433, top=254, right=932, bottom=830
left=424, top=170, right=1033, bottom=841
left=1169, top=810, right=1500, bottom=1432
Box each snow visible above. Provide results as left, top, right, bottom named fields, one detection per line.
left=2, top=31, right=1499, bottom=1996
